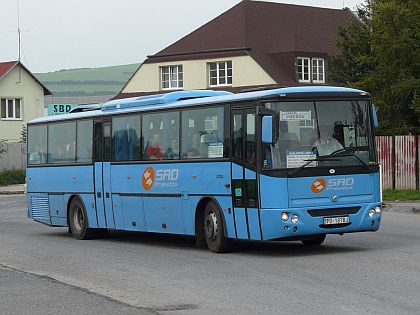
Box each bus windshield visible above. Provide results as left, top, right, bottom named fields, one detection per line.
left=263, top=100, right=375, bottom=169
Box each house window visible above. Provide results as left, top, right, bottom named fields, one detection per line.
left=161, top=65, right=183, bottom=90
left=297, top=57, right=325, bottom=83
left=297, top=57, right=311, bottom=83
left=209, top=61, right=232, bottom=86
left=1, top=98, right=22, bottom=119
left=312, top=58, right=325, bottom=83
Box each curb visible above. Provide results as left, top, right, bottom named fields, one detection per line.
left=383, top=202, right=420, bottom=214
left=0, top=191, right=25, bottom=195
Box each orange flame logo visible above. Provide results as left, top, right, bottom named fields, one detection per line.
left=311, top=178, right=326, bottom=193
left=142, top=167, right=155, bottom=190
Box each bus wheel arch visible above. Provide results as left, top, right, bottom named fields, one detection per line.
left=66, top=195, right=81, bottom=226
left=67, top=195, right=93, bottom=240
left=195, top=197, right=230, bottom=253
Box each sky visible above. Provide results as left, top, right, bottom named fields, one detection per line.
left=0, top=0, right=364, bottom=73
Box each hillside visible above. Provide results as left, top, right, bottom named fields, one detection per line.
left=35, top=63, right=139, bottom=97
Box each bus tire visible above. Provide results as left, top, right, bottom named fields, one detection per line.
left=301, top=234, right=326, bottom=246
left=69, top=197, right=93, bottom=240
left=203, top=201, right=230, bottom=253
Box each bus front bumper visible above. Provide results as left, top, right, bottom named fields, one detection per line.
left=259, top=202, right=382, bottom=241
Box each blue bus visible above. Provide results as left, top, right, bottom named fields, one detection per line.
left=26, top=86, right=382, bottom=252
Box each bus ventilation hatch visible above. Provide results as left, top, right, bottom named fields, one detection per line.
left=101, top=90, right=232, bottom=111
left=31, top=196, right=51, bottom=224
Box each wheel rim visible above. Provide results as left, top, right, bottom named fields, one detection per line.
left=205, top=211, right=218, bottom=241
left=73, top=206, right=84, bottom=232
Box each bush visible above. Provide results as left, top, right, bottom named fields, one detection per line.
left=0, top=169, right=26, bottom=186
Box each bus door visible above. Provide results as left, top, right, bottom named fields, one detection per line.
left=94, top=120, right=115, bottom=229
left=231, top=107, right=261, bottom=240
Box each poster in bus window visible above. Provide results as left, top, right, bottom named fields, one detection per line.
left=286, top=151, right=316, bottom=168
left=208, top=143, right=223, bottom=158
left=280, top=111, right=311, bottom=121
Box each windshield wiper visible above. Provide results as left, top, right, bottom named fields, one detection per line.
left=330, top=150, right=370, bottom=169
left=288, top=157, right=342, bottom=176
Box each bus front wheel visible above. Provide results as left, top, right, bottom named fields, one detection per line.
left=203, top=201, right=230, bottom=253
left=69, top=198, right=93, bottom=240
left=301, top=234, right=326, bottom=246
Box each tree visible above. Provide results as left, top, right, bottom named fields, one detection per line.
left=0, top=139, right=7, bottom=158
left=20, top=124, right=27, bottom=144
left=330, top=0, right=420, bottom=135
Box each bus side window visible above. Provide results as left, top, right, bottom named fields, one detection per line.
left=112, top=115, right=141, bottom=161
left=141, top=111, right=180, bottom=161
left=181, top=107, right=224, bottom=159
left=28, top=125, right=47, bottom=165
left=76, top=120, right=93, bottom=163
left=48, top=122, right=76, bottom=164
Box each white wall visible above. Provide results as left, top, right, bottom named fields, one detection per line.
left=0, top=66, right=45, bottom=142
left=123, top=55, right=276, bottom=93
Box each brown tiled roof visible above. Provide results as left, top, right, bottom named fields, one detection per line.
left=147, top=0, right=354, bottom=86
left=0, top=61, right=52, bottom=95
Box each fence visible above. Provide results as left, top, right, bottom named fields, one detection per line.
left=376, top=135, right=419, bottom=190
left=0, top=143, right=26, bottom=172
left=1, top=137, right=419, bottom=189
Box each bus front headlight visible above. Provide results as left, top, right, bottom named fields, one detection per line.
left=291, top=214, right=299, bottom=224
left=368, top=209, right=376, bottom=218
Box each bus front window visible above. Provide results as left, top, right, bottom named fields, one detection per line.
left=263, top=100, right=375, bottom=169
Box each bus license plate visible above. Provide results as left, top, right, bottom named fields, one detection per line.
left=323, top=216, right=349, bottom=225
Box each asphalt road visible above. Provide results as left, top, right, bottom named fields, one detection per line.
left=1, top=195, right=419, bottom=315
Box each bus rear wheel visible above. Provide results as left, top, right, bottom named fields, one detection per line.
left=301, top=234, right=326, bottom=246
left=203, top=201, right=230, bottom=253
left=69, top=198, right=93, bottom=240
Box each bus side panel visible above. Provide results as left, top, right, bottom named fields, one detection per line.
left=27, top=166, right=94, bottom=194
left=115, top=195, right=145, bottom=231
left=49, top=194, right=66, bottom=226
left=247, top=208, right=261, bottom=240
left=234, top=208, right=248, bottom=239
left=213, top=196, right=236, bottom=239
left=374, top=172, right=381, bottom=203
left=259, top=175, right=289, bottom=209
left=109, top=162, right=231, bottom=235
left=245, top=169, right=261, bottom=240
left=27, top=166, right=96, bottom=227
left=144, top=197, right=184, bottom=233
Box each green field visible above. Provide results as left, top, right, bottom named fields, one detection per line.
left=35, top=63, right=139, bottom=97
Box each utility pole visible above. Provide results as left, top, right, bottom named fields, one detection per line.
left=17, top=0, right=21, bottom=83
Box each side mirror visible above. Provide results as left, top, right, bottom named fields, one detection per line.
left=262, top=115, right=277, bottom=144
left=372, top=103, right=379, bottom=127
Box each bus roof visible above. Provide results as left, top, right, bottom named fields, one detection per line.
left=29, top=86, right=369, bottom=124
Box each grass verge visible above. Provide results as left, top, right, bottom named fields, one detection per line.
left=383, top=189, right=420, bottom=201
left=0, top=170, right=25, bottom=186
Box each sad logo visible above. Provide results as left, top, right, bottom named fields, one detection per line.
left=311, top=178, right=326, bottom=193
left=142, top=167, right=155, bottom=190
